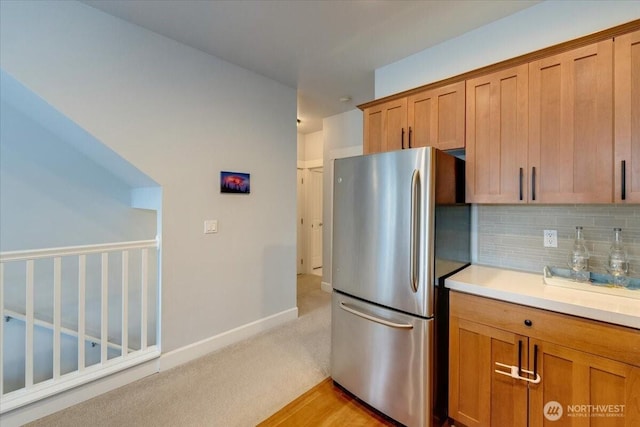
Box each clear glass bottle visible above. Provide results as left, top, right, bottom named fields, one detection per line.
left=568, top=226, right=590, bottom=282
left=606, top=227, right=629, bottom=287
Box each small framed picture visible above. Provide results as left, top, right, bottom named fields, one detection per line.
left=220, top=171, right=250, bottom=194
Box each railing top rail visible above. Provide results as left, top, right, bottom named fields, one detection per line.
left=0, top=238, right=158, bottom=262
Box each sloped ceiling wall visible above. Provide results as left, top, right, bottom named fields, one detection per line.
left=0, top=75, right=158, bottom=250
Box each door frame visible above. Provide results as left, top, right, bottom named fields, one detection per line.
left=297, top=159, right=323, bottom=274
left=308, top=166, right=323, bottom=274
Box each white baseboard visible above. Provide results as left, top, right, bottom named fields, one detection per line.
left=0, top=307, right=298, bottom=426
left=159, top=307, right=298, bottom=372
left=321, top=281, right=332, bottom=293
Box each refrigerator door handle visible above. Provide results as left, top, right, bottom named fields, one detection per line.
left=339, top=302, right=414, bottom=329
left=410, top=169, right=421, bottom=293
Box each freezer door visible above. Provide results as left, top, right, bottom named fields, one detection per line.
left=332, top=147, right=434, bottom=317
left=331, top=292, right=433, bottom=427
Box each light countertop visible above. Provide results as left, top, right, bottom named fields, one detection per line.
left=445, top=265, right=640, bottom=329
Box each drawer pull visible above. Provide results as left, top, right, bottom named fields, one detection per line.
left=495, top=362, right=541, bottom=384
left=339, top=302, right=414, bottom=329
left=524, top=319, right=533, bottom=327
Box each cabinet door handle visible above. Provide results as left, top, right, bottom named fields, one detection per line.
left=533, top=344, right=539, bottom=379
left=621, top=160, right=626, bottom=201
left=518, top=340, right=523, bottom=376
left=401, top=128, right=405, bottom=149
left=519, top=168, right=524, bottom=201
left=531, top=167, right=536, bottom=201
left=408, top=126, right=413, bottom=148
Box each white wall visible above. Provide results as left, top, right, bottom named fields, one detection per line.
left=321, top=109, right=363, bottom=288
left=0, top=0, right=297, bottom=365
left=0, top=101, right=157, bottom=251
left=297, top=130, right=323, bottom=165
left=297, top=132, right=305, bottom=163
left=303, top=131, right=323, bottom=163
left=376, top=1, right=640, bottom=98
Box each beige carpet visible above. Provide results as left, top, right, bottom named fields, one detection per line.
left=28, top=274, right=331, bottom=427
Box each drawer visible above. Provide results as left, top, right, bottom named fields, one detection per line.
left=331, top=292, right=432, bottom=427
left=450, top=291, right=640, bottom=367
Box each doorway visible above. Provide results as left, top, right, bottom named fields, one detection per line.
left=296, top=165, right=323, bottom=277
left=296, top=168, right=305, bottom=274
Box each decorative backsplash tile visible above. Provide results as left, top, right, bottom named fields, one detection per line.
left=476, top=205, right=640, bottom=277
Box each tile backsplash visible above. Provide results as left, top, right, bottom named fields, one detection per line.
left=476, top=205, right=640, bottom=276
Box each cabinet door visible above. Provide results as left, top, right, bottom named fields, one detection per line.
left=363, top=98, right=407, bottom=154
left=407, top=81, right=465, bottom=150
left=465, top=64, right=529, bottom=203
left=529, top=40, right=614, bottom=203
left=615, top=30, right=640, bottom=203
left=529, top=339, right=640, bottom=427
left=449, top=316, right=528, bottom=427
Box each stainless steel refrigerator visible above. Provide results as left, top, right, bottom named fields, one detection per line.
left=331, top=147, right=470, bottom=427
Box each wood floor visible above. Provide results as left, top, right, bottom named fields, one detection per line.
left=258, top=377, right=452, bottom=427
left=258, top=378, right=400, bottom=426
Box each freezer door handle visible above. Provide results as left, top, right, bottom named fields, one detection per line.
left=339, top=302, right=414, bottom=329
left=410, top=169, right=421, bottom=293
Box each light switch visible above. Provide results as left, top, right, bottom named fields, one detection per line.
left=204, top=220, right=218, bottom=234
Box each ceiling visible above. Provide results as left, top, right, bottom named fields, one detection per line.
left=81, top=0, right=540, bottom=134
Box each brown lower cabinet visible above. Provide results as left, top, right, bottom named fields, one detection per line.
left=449, top=292, right=640, bottom=427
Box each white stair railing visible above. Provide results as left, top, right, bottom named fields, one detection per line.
left=0, top=239, right=160, bottom=413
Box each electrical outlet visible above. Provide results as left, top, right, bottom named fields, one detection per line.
left=543, top=230, right=557, bottom=248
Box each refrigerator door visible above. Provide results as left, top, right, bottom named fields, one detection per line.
left=333, top=147, right=434, bottom=317
left=331, top=292, right=433, bottom=427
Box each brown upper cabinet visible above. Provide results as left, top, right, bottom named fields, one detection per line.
left=615, top=29, right=640, bottom=203
left=363, top=82, right=465, bottom=154
left=467, top=40, right=614, bottom=204
left=407, top=81, right=465, bottom=151
left=529, top=40, right=613, bottom=203
left=465, top=64, right=529, bottom=203
left=363, top=98, right=407, bottom=153
left=360, top=21, right=639, bottom=204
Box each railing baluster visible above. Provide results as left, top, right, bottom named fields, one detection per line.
left=53, top=257, right=61, bottom=379
left=101, top=253, right=108, bottom=363
left=121, top=251, right=129, bottom=357
left=25, top=260, right=34, bottom=389
left=140, top=249, right=148, bottom=351
left=78, top=255, right=86, bottom=372
left=0, top=239, right=158, bottom=413
left=0, top=262, right=4, bottom=396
